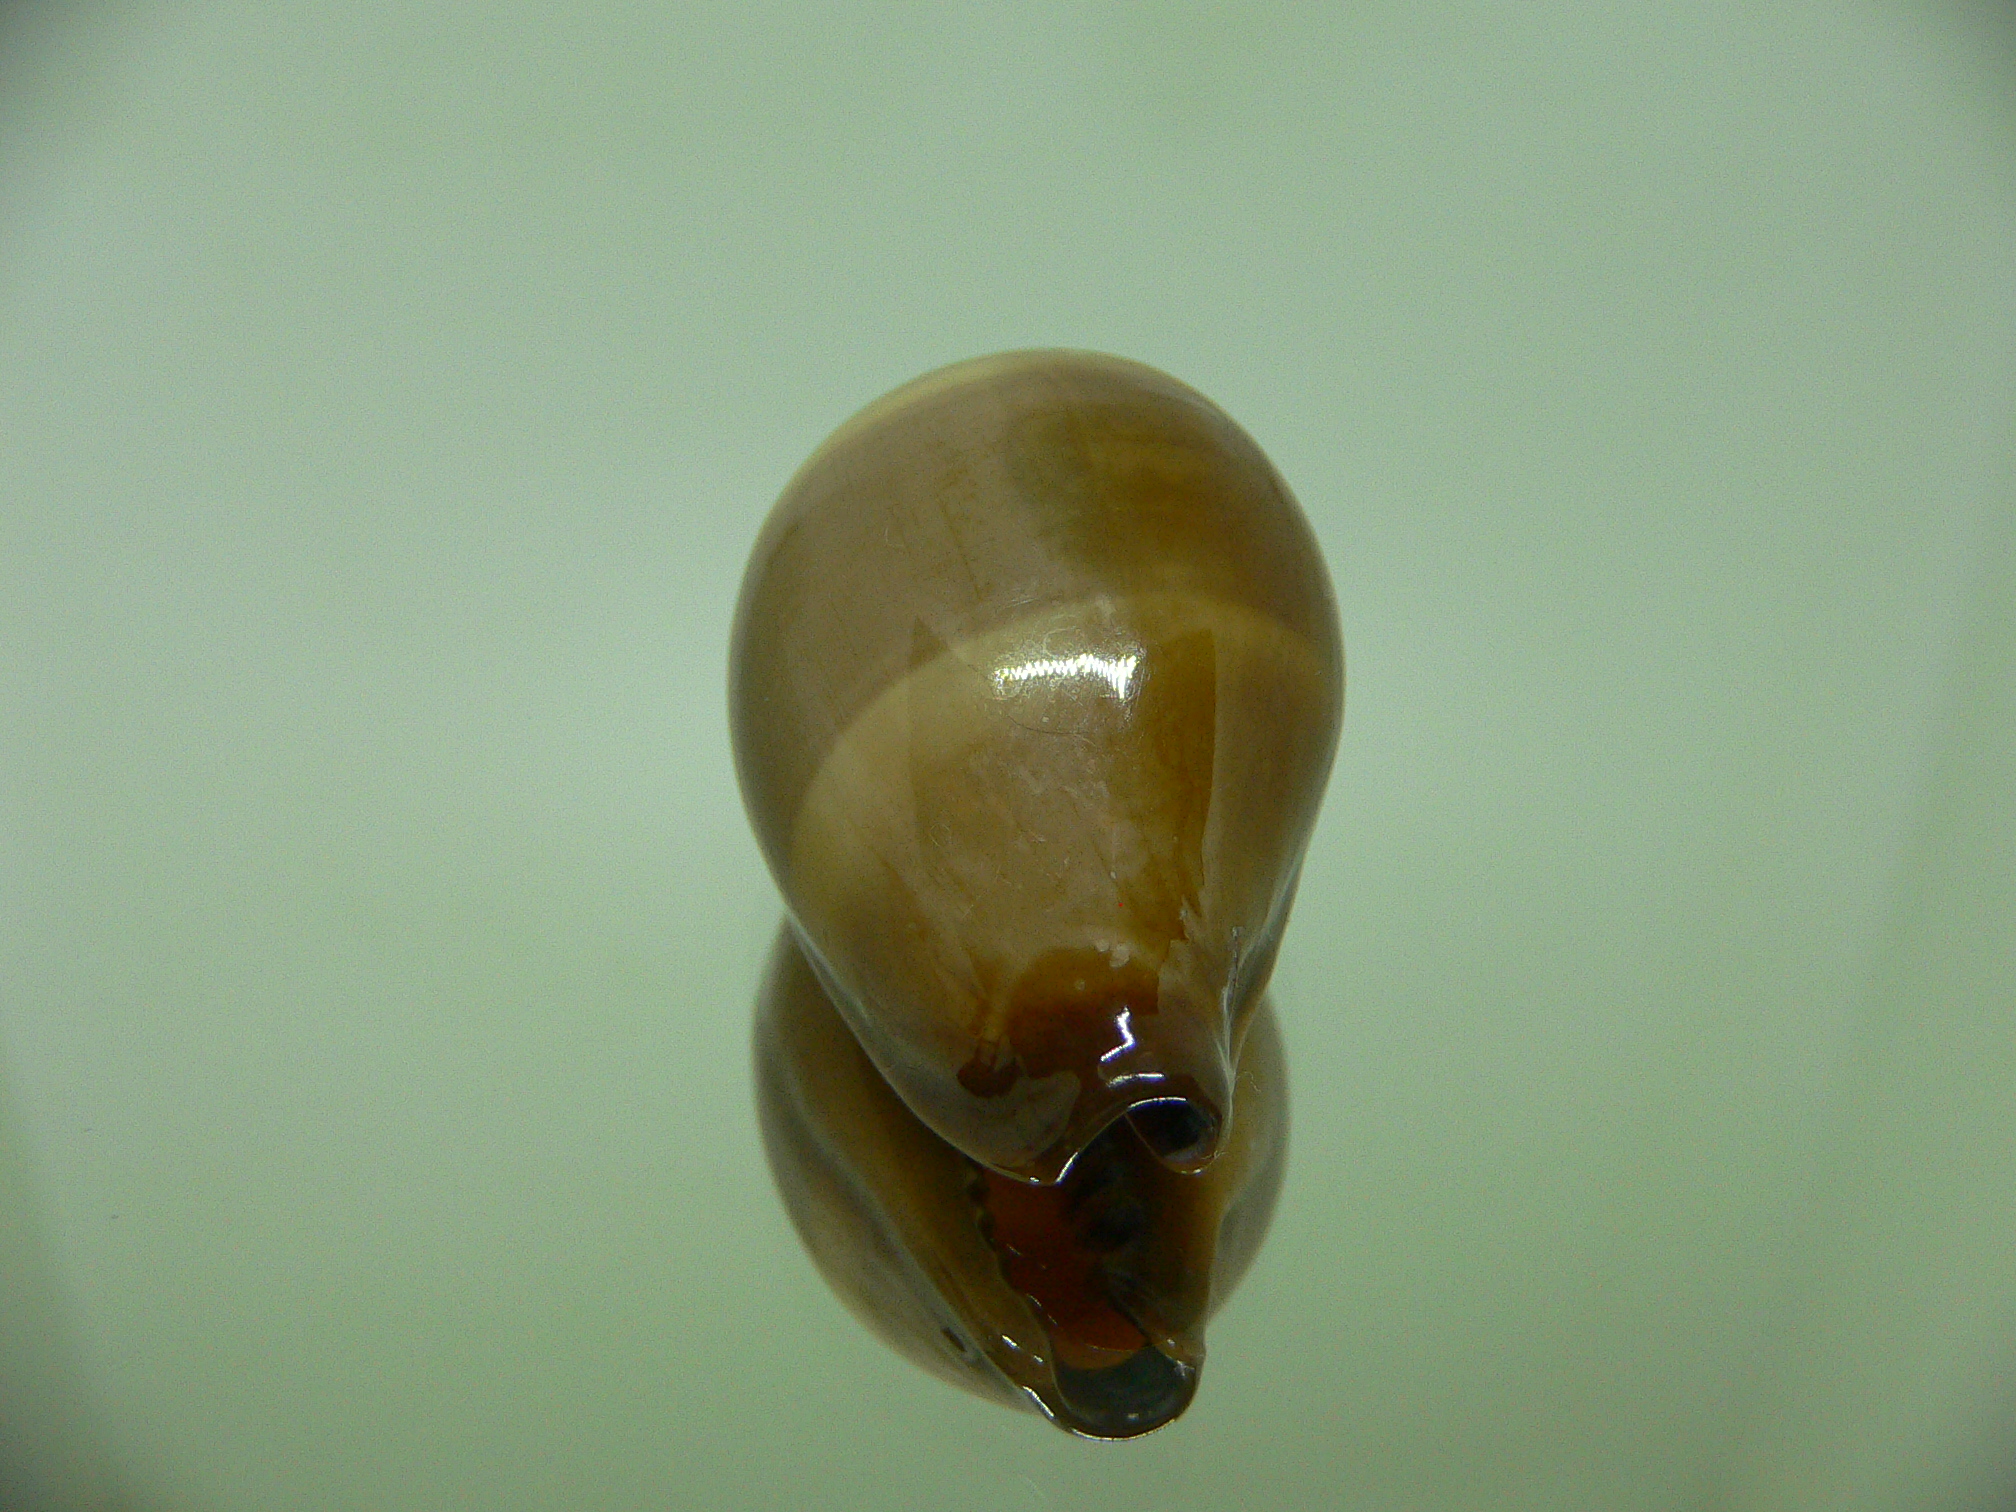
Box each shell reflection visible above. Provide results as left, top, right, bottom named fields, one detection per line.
left=731, top=350, right=1341, bottom=1435
left=754, top=925, right=1288, bottom=1439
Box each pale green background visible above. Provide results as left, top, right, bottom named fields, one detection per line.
left=2, top=3, right=2014, bottom=1509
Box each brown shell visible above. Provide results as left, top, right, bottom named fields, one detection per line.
left=730, top=351, right=1342, bottom=1183
left=753, top=926, right=1288, bottom=1439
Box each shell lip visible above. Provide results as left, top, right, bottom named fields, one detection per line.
left=1122, top=1096, right=1220, bottom=1170
left=952, top=942, right=1237, bottom=1184
left=963, top=1011, right=1234, bottom=1184
left=1010, top=1084, right=1219, bottom=1187
left=1019, top=1071, right=1226, bottom=1185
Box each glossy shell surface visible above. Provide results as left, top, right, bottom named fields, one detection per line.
left=732, top=350, right=1341, bottom=1180
left=731, top=350, right=1341, bottom=1435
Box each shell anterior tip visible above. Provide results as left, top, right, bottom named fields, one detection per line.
left=1125, top=1097, right=1221, bottom=1171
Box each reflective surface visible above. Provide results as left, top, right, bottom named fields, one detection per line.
left=1, top=3, right=2012, bottom=1508
left=754, top=925, right=1286, bottom=1439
